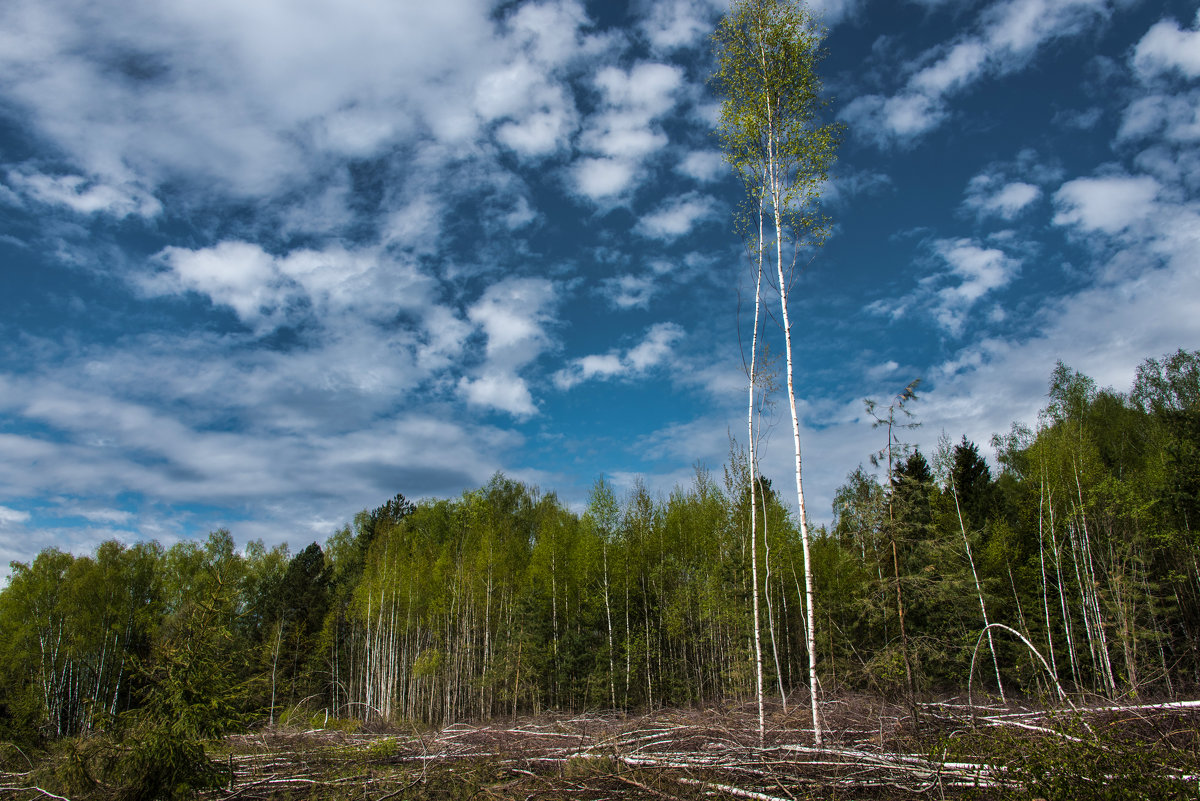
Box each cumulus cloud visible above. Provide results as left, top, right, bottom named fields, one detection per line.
left=867, top=237, right=1020, bottom=337
left=1119, top=93, right=1200, bottom=143
left=472, top=0, right=605, bottom=162
left=1119, top=16, right=1200, bottom=147
left=626, top=323, right=684, bottom=370
left=910, top=40, right=989, bottom=96
left=638, top=0, right=723, bottom=52
left=1052, top=174, right=1160, bottom=234
left=0, top=0, right=509, bottom=197
left=476, top=60, right=578, bottom=158
left=145, top=241, right=434, bottom=333
left=806, top=0, right=867, bottom=26
left=931, top=239, right=1021, bottom=335
left=843, top=0, right=1112, bottom=147
left=554, top=322, right=684, bottom=389
left=573, top=158, right=638, bottom=200
left=963, top=172, right=1041, bottom=219
left=602, top=273, right=657, bottom=310
left=458, top=371, right=538, bottom=418
left=635, top=192, right=719, bottom=240
left=571, top=62, right=684, bottom=201
left=7, top=169, right=161, bottom=218
left=676, top=150, right=727, bottom=183
left=0, top=505, right=30, bottom=526
left=1132, top=15, right=1200, bottom=80
left=459, top=277, right=559, bottom=417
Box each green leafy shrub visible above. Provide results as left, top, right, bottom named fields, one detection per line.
left=980, top=719, right=1195, bottom=801
left=108, top=723, right=226, bottom=801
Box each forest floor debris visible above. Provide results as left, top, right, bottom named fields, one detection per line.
left=3, top=695, right=1198, bottom=800
left=194, top=695, right=1200, bottom=800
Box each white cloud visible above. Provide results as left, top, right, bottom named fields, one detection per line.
left=554, top=322, right=684, bottom=389
left=1052, top=174, right=1160, bottom=234
left=602, top=273, right=657, bottom=310
left=503, top=0, right=594, bottom=67
left=866, top=360, right=901, bottom=381
left=458, top=371, right=538, bottom=418
left=467, top=277, right=557, bottom=365
left=150, top=241, right=284, bottom=327
left=1132, top=17, right=1200, bottom=80
left=981, top=0, right=1107, bottom=58
left=0, top=347, right=524, bottom=556
left=805, top=0, right=867, bottom=26
left=931, top=239, right=1021, bottom=335
left=571, top=62, right=684, bottom=202
left=910, top=40, right=988, bottom=95
left=964, top=173, right=1041, bottom=219
left=843, top=0, right=1112, bottom=147
left=382, top=193, right=443, bottom=251
left=626, top=323, right=684, bottom=371
left=866, top=236, right=1020, bottom=336
left=8, top=169, right=161, bottom=218
left=573, top=353, right=626, bottom=382
left=676, top=150, right=727, bottom=183
left=1118, top=93, right=1200, bottom=143
left=146, top=241, right=434, bottom=333
left=842, top=93, right=947, bottom=146
left=0, top=505, right=30, bottom=526
left=0, top=0, right=506, bottom=197
left=459, top=277, right=559, bottom=417
left=917, top=211, right=1200, bottom=469
left=635, top=193, right=719, bottom=240
left=639, top=0, right=722, bottom=52
left=475, top=58, right=578, bottom=158
left=572, top=157, right=638, bottom=201
left=57, top=505, right=134, bottom=525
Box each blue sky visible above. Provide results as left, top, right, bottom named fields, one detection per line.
left=1, top=0, right=1198, bottom=569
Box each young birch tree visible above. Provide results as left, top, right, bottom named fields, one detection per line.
left=714, top=0, right=841, bottom=746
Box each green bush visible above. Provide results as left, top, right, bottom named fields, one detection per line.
left=108, top=723, right=226, bottom=801
left=980, top=719, right=1195, bottom=801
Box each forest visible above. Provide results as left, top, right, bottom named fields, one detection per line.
left=1, top=350, right=1199, bottom=799
left=2, top=0, right=1198, bottom=794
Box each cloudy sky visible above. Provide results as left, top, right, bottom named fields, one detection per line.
left=1, top=0, right=1197, bottom=568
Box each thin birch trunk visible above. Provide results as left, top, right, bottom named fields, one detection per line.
left=603, top=541, right=616, bottom=709
left=761, top=477, right=787, bottom=711
left=747, top=192, right=766, bottom=741
left=951, top=484, right=1005, bottom=701
left=765, top=78, right=821, bottom=749
left=1038, top=472, right=1058, bottom=682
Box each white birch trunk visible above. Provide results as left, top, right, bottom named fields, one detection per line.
left=748, top=191, right=766, bottom=741
left=952, top=484, right=1005, bottom=701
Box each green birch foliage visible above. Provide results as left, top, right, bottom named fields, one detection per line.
left=712, top=0, right=841, bottom=245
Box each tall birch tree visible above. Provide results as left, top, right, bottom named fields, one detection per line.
left=714, top=0, right=840, bottom=746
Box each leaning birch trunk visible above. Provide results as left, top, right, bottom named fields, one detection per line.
left=952, top=483, right=1005, bottom=701
left=1037, top=472, right=1059, bottom=682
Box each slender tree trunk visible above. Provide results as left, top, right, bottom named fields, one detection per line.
left=1038, top=472, right=1059, bottom=682
left=951, top=484, right=1005, bottom=701
left=762, top=478, right=787, bottom=712
left=270, top=618, right=284, bottom=726
left=748, top=193, right=766, bottom=741
left=603, top=541, right=616, bottom=709
left=765, top=92, right=821, bottom=748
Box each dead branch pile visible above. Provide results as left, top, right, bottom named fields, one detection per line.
left=9, top=696, right=1189, bottom=800
left=202, top=697, right=1200, bottom=799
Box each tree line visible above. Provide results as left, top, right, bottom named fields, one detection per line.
left=1, top=350, right=1198, bottom=747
